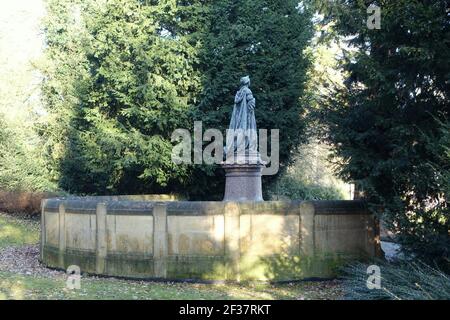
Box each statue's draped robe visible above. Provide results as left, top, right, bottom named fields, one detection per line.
left=225, top=85, right=257, bottom=156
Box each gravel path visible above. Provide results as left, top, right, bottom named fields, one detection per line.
left=0, top=244, right=64, bottom=278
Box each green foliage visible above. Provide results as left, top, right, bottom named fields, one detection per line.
left=37, top=0, right=91, bottom=185
left=268, top=175, right=345, bottom=201
left=193, top=0, right=314, bottom=198
left=342, top=261, right=450, bottom=300
left=40, top=0, right=315, bottom=198
left=266, top=11, right=350, bottom=202
left=267, top=140, right=347, bottom=200
left=0, top=2, right=55, bottom=193
left=41, top=0, right=199, bottom=195
left=317, top=0, right=450, bottom=264
left=0, top=114, right=56, bottom=192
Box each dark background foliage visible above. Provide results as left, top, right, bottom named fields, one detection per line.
left=315, top=0, right=449, bottom=265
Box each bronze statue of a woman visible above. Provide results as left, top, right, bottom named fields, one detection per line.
left=225, top=76, right=258, bottom=160
left=222, top=76, right=265, bottom=201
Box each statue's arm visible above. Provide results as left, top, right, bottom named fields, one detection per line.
left=247, top=90, right=255, bottom=110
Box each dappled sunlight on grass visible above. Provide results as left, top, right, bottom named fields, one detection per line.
left=0, top=270, right=342, bottom=300
left=208, top=283, right=276, bottom=300
left=0, top=277, right=26, bottom=300
left=10, top=281, right=25, bottom=299
left=0, top=215, right=40, bottom=248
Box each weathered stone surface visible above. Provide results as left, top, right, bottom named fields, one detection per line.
left=222, top=163, right=265, bottom=201
left=40, top=198, right=382, bottom=281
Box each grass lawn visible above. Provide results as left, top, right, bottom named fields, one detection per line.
left=0, top=213, right=342, bottom=300
left=0, top=214, right=40, bottom=248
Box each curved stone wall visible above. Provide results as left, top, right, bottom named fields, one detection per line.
left=40, top=197, right=381, bottom=281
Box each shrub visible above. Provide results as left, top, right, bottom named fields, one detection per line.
left=267, top=140, right=348, bottom=200
left=341, top=260, right=450, bottom=300
left=0, top=191, right=59, bottom=217
left=268, top=176, right=345, bottom=201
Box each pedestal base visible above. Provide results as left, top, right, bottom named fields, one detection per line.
left=222, top=163, right=265, bottom=201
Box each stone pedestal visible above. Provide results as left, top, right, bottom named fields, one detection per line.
left=222, top=154, right=265, bottom=201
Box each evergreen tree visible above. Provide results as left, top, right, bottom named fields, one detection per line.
left=192, top=0, right=314, bottom=198
left=0, top=113, right=55, bottom=191
left=318, top=0, right=449, bottom=264
left=41, top=0, right=204, bottom=195
left=38, top=0, right=91, bottom=187
left=41, top=0, right=314, bottom=198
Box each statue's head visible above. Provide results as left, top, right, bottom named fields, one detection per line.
left=240, top=76, right=250, bottom=87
